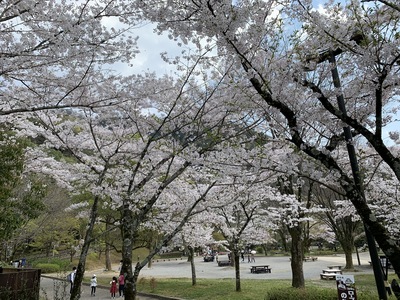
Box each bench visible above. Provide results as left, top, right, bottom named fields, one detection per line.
left=218, top=260, right=231, bottom=267
left=327, top=265, right=342, bottom=270
left=320, top=268, right=342, bottom=280
left=320, top=272, right=338, bottom=280
left=250, top=265, right=271, bottom=274
left=303, top=256, right=318, bottom=262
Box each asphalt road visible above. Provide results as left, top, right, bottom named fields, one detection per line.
left=40, top=252, right=389, bottom=300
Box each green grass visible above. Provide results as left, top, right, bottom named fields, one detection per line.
left=138, top=278, right=272, bottom=300
left=130, top=275, right=386, bottom=300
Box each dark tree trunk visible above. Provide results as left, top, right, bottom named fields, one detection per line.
left=303, top=220, right=311, bottom=254
left=344, top=249, right=354, bottom=269
left=105, top=243, right=112, bottom=271
left=105, top=217, right=112, bottom=271
left=278, top=228, right=288, bottom=252
left=132, top=263, right=141, bottom=300
left=233, top=248, right=241, bottom=292
left=120, top=204, right=136, bottom=300
left=70, top=196, right=99, bottom=300
left=289, top=225, right=305, bottom=288
left=338, top=232, right=355, bottom=269
left=355, top=246, right=361, bottom=266
left=188, top=246, right=196, bottom=286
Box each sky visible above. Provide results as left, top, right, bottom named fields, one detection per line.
left=111, top=22, right=185, bottom=76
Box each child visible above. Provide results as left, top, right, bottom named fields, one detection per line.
left=110, top=276, right=117, bottom=299
left=90, top=274, right=97, bottom=296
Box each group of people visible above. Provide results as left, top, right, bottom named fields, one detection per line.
left=68, top=266, right=125, bottom=298
left=110, top=273, right=125, bottom=299
left=240, top=250, right=256, bottom=263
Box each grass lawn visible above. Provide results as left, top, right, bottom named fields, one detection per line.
left=94, top=274, right=388, bottom=300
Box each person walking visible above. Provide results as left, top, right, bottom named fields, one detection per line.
left=68, top=267, right=77, bottom=294
left=90, top=274, right=97, bottom=296
left=118, top=273, right=125, bottom=297
left=250, top=250, right=256, bottom=263
left=110, top=276, right=118, bottom=299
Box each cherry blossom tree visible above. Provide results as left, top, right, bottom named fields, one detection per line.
left=134, top=0, right=400, bottom=282
left=24, top=58, right=263, bottom=299
left=271, top=173, right=327, bottom=288
left=311, top=184, right=362, bottom=270
left=0, top=1, right=141, bottom=268
left=155, top=205, right=216, bottom=286
left=362, top=150, right=400, bottom=242
left=0, top=1, right=142, bottom=119
left=205, top=179, right=275, bottom=292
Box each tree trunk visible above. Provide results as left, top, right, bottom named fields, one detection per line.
left=69, top=248, right=75, bottom=262
left=97, top=249, right=102, bottom=260
left=355, top=246, right=361, bottom=266
left=70, top=196, right=99, bottom=300
left=105, top=243, right=112, bottom=271
left=188, top=246, right=196, bottom=286
left=105, top=215, right=112, bottom=271
left=303, top=220, right=311, bottom=254
left=147, top=242, right=153, bottom=269
left=289, top=225, right=305, bottom=288
left=339, top=235, right=354, bottom=269
left=344, top=249, right=354, bottom=270
left=233, top=248, right=241, bottom=292
left=278, top=228, right=288, bottom=252
left=105, top=244, right=112, bottom=271
left=120, top=204, right=136, bottom=300
left=132, top=262, right=141, bottom=300
left=261, top=244, right=268, bottom=256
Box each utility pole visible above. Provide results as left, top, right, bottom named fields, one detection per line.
left=328, top=52, right=387, bottom=300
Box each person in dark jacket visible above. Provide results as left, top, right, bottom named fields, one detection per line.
left=391, top=279, right=400, bottom=299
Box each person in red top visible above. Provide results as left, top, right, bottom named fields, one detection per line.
left=110, top=276, right=117, bottom=299
left=118, top=273, right=125, bottom=297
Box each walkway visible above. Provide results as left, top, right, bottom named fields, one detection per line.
left=40, top=276, right=176, bottom=300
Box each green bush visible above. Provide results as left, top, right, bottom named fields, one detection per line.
left=265, top=287, right=337, bottom=300
left=265, top=287, right=377, bottom=300
left=30, top=257, right=70, bottom=271
left=35, top=263, right=60, bottom=273
left=157, top=251, right=182, bottom=259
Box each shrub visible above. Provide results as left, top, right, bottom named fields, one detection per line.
left=265, top=287, right=378, bottom=300
left=265, top=287, right=337, bottom=300
left=35, top=263, right=60, bottom=273
left=30, top=257, right=70, bottom=271
left=157, top=251, right=182, bottom=259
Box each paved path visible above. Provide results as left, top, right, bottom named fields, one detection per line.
left=135, top=251, right=376, bottom=280
left=40, top=276, right=168, bottom=300
left=40, top=252, right=392, bottom=299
